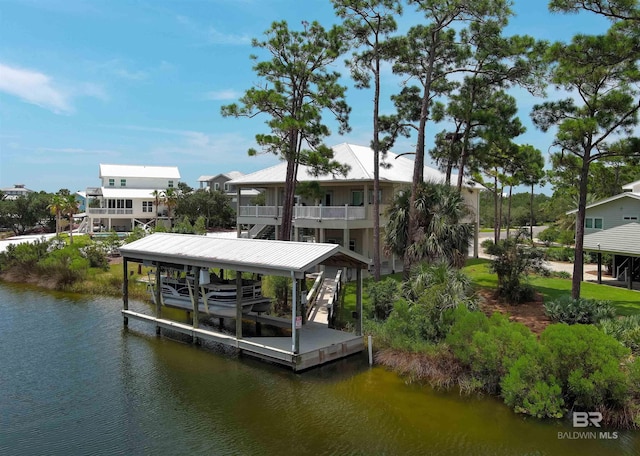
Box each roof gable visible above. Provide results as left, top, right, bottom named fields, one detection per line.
left=567, top=192, right=640, bottom=215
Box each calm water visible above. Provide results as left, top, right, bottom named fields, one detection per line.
left=1, top=284, right=638, bottom=456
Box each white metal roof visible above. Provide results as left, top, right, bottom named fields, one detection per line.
left=228, top=143, right=476, bottom=188
left=99, top=164, right=181, bottom=179
left=623, top=179, right=640, bottom=192
left=120, top=232, right=370, bottom=278
left=101, top=188, right=158, bottom=198
left=583, top=222, right=640, bottom=257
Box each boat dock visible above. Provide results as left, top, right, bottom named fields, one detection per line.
left=119, top=233, right=370, bottom=371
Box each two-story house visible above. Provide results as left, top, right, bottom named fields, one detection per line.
left=572, top=178, right=640, bottom=285
left=84, top=164, right=180, bottom=233
left=228, top=143, right=481, bottom=274
left=197, top=171, right=262, bottom=208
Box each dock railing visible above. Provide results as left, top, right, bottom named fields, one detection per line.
left=305, top=272, right=325, bottom=319
left=327, top=269, right=343, bottom=328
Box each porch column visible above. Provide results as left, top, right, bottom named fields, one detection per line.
left=236, top=271, right=243, bottom=340
left=291, top=272, right=299, bottom=354
left=122, top=258, right=129, bottom=326
left=155, top=264, right=162, bottom=335
left=193, top=267, right=200, bottom=344
left=356, top=268, right=362, bottom=336
left=629, top=257, right=634, bottom=290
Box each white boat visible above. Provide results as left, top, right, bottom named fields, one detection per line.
left=148, top=272, right=271, bottom=316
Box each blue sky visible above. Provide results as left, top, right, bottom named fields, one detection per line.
left=0, top=0, right=611, bottom=194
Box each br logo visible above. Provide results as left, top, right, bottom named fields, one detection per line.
left=573, top=412, right=603, bottom=428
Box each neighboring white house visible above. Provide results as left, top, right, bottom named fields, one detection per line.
left=197, top=171, right=262, bottom=208
left=228, top=142, right=481, bottom=273
left=84, top=164, right=180, bottom=233
left=1, top=184, right=34, bottom=200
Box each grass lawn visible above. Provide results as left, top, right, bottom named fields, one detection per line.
left=462, top=258, right=640, bottom=316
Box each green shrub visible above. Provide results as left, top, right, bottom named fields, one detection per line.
left=501, top=349, right=565, bottom=419
left=445, top=307, right=490, bottom=365
left=598, top=315, right=640, bottom=355
left=466, top=313, right=538, bottom=393
left=403, top=262, right=477, bottom=312
left=125, top=226, right=146, bottom=243
left=80, top=243, right=109, bottom=270
left=366, top=278, right=400, bottom=321
left=540, top=324, right=630, bottom=409
left=0, top=238, right=51, bottom=271
left=537, top=227, right=559, bottom=246
left=373, top=299, right=438, bottom=351
left=557, top=230, right=574, bottom=246
left=544, top=296, right=616, bottom=325
left=194, top=216, right=207, bottom=235
left=485, top=230, right=547, bottom=304
left=37, top=248, right=89, bottom=286
left=544, top=247, right=574, bottom=262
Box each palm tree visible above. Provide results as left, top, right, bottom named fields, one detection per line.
left=62, top=194, right=78, bottom=244
left=384, top=182, right=473, bottom=279
left=162, top=187, right=178, bottom=228
left=48, top=194, right=65, bottom=236
left=151, top=189, right=162, bottom=227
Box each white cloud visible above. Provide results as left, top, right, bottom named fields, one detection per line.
left=204, top=89, right=240, bottom=101
left=176, top=14, right=251, bottom=46
left=0, top=63, right=72, bottom=114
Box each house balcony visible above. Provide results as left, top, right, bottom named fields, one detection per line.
left=237, top=205, right=388, bottom=229
left=87, top=208, right=135, bottom=216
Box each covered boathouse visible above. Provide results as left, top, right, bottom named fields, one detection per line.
left=119, top=232, right=370, bottom=371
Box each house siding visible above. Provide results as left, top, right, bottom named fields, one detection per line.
left=584, top=198, right=640, bottom=234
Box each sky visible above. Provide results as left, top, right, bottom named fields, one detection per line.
left=0, top=0, right=612, bottom=194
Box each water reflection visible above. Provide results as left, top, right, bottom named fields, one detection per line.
left=1, top=284, right=638, bottom=456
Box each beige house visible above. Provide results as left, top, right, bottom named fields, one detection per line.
left=228, top=143, right=481, bottom=273
left=84, top=164, right=181, bottom=233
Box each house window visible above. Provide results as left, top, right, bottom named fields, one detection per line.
left=349, top=240, right=356, bottom=251
left=214, top=182, right=220, bottom=191
left=168, top=180, right=174, bottom=188
left=107, top=199, right=133, bottom=209
left=108, top=179, right=115, bottom=187
left=142, top=201, right=153, bottom=213
left=224, top=182, right=229, bottom=192
left=351, top=190, right=364, bottom=206
left=586, top=217, right=603, bottom=229
left=120, top=179, right=126, bottom=187
left=623, top=215, right=638, bottom=222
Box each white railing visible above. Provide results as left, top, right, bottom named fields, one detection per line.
left=87, top=208, right=134, bottom=215
left=239, top=205, right=368, bottom=221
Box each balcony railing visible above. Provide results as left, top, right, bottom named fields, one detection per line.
left=238, top=205, right=369, bottom=221
left=87, top=208, right=134, bottom=215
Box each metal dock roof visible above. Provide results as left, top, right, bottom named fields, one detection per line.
left=119, top=232, right=370, bottom=278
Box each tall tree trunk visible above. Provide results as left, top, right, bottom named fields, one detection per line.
left=529, top=182, right=534, bottom=241
left=280, top=159, right=296, bottom=241
left=506, top=185, right=513, bottom=239
left=572, top=155, right=590, bottom=299
left=372, top=48, right=381, bottom=281
left=493, top=175, right=500, bottom=244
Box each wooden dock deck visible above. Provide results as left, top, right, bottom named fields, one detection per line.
left=123, top=310, right=364, bottom=371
